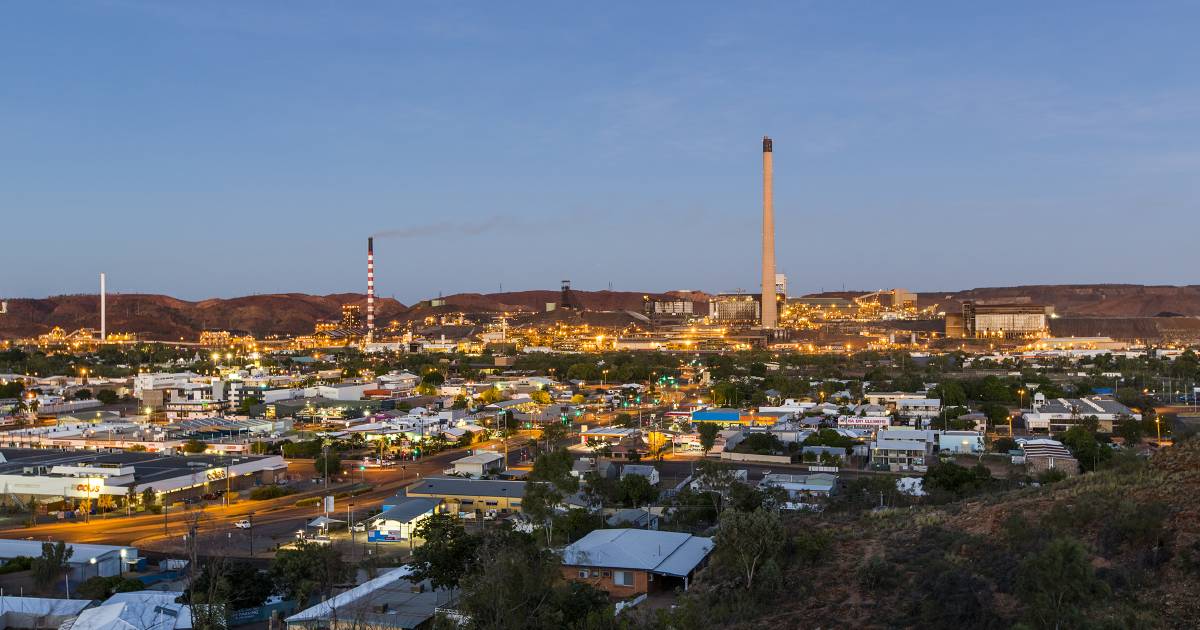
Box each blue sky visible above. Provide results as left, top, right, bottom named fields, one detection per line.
left=3, top=2, right=1199, bottom=302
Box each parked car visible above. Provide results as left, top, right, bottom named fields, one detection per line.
left=351, top=522, right=367, bottom=532
left=233, top=519, right=252, bottom=529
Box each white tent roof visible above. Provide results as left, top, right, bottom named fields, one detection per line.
left=306, top=516, right=345, bottom=528
left=0, top=595, right=90, bottom=617
left=66, top=591, right=191, bottom=630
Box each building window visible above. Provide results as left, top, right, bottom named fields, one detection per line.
left=614, top=571, right=634, bottom=587
left=577, top=569, right=588, bottom=578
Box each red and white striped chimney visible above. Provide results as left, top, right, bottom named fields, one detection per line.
left=367, top=237, right=375, bottom=342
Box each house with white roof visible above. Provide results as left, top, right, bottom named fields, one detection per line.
left=561, top=529, right=714, bottom=596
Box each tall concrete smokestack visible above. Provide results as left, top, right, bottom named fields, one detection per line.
left=367, top=238, right=375, bottom=342
left=761, top=136, right=777, bottom=329
left=99, top=272, right=106, bottom=341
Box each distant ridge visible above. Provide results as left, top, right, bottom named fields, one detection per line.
left=2, top=284, right=1199, bottom=341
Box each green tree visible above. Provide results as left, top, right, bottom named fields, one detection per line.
left=1016, top=537, right=1108, bottom=629
left=530, top=389, right=553, bottom=405
left=697, top=423, right=721, bottom=455
left=453, top=529, right=612, bottom=629
left=522, top=482, right=565, bottom=545
left=181, top=439, right=208, bottom=454
left=409, top=514, right=479, bottom=592
left=270, top=541, right=350, bottom=604
left=478, top=387, right=506, bottom=405
left=313, top=451, right=342, bottom=478
left=238, top=395, right=263, bottom=415
left=1113, top=417, right=1144, bottom=444
left=189, top=560, right=273, bottom=611
left=31, top=541, right=73, bottom=591
left=530, top=448, right=578, bottom=493
left=712, top=509, right=785, bottom=591
left=539, top=422, right=569, bottom=453
left=1058, top=426, right=1110, bottom=472
left=618, top=473, right=658, bottom=507
left=923, top=461, right=993, bottom=497
left=95, top=389, right=119, bottom=405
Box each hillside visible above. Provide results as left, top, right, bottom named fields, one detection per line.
left=674, top=441, right=1200, bottom=629
left=5, top=284, right=1200, bottom=341
left=920, top=284, right=1200, bottom=317
left=0, top=293, right=407, bottom=340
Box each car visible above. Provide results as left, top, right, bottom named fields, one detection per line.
left=351, top=522, right=367, bottom=532
left=233, top=519, right=252, bottom=529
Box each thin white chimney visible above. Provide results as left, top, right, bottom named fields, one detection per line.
left=100, top=272, right=106, bottom=341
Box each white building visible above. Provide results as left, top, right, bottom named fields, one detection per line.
left=133, top=372, right=199, bottom=397
left=936, top=431, right=985, bottom=454
left=0, top=539, right=137, bottom=581
left=315, top=383, right=369, bottom=401
left=871, top=428, right=938, bottom=471
left=449, top=451, right=505, bottom=478
left=895, top=398, right=942, bottom=419
left=1023, top=395, right=1139, bottom=432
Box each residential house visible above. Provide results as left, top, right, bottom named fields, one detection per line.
left=871, top=428, right=937, bottom=471
left=448, top=451, right=504, bottom=478
left=606, top=508, right=659, bottom=530
left=561, top=529, right=714, bottom=597
left=1022, top=395, right=1138, bottom=433
left=759, top=472, right=837, bottom=509
left=620, top=464, right=660, bottom=486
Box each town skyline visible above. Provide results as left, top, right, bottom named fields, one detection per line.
left=5, top=3, right=1200, bottom=300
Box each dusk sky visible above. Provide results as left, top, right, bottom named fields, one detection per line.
left=3, top=2, right=1199, bottom=303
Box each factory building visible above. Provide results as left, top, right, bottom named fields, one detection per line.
left=709, top=294, right=762, bottom=324
left=949, top=301, right=1054, bottom=339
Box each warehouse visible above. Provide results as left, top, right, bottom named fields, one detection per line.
left=0, top=448, right=287, bottom=504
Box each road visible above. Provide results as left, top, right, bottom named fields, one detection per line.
left=0, top=431, right=543, bottom=557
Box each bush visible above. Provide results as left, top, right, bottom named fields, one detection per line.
left=793, top=530, right=832, bottom=565
left=991, top=437, right=1017, bottom=453
left=77, top=575, right=144, bottom=600
left=249, top=485, right=296, bottom=501
left=1037, top=469, right=1067, bottom=484
left=856, top=556, right=897, bottom=592
left=0, top=556, right=32, bottom=574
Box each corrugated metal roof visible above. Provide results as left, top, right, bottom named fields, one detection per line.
left=406, top=476, right=526, bottom=498
left=561, top=529, right=713, bottom=576
left=374, top=498, right=441, bottom=525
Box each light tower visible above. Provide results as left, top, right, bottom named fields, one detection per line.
left=761, top=136, right=777, bottom=329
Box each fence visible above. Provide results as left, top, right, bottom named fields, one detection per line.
left=719, top=452, right=793, bottom=464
